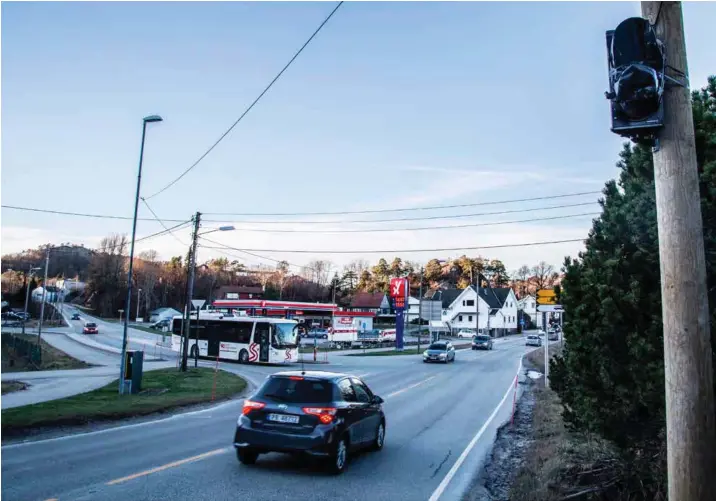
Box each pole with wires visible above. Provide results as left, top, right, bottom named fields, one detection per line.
left=181, top=212, right=201, bottom=372
left=37, top=248, right=50, bottom=346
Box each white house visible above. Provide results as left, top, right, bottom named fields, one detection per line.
left=405, top=296, right=421, bottom=324
left=437, top=286, right=519, bottom=336
left=517, top=295, right=543, bottom=329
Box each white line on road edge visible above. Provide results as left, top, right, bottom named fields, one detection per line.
left=428, top=360, right=522, bottom=501
left=385, top=375, right=437, bottom=399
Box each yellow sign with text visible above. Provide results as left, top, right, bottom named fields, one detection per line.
left=536, top=289, right=557, bottom=305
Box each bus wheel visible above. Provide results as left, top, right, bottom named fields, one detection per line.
left=239, top=349, right=249, bottom=364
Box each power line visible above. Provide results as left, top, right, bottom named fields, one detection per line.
left=144, top=1, right=344, bottom=200
left=205, top=201, right=599, bottom=225
left=224, top=212, right=600, bottom=234
left=1, top=204, right=186, bottom=222
left=140, top=198, right=190, bottom=247
left=1, top=199, right=599, bottom=225
left=202, top=190, right=602, bottom=217
left=198, top=236, right=586, bottom=255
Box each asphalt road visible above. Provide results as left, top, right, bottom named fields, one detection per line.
left=2, top=336, right=532, bottom=501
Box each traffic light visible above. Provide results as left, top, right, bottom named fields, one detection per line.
left=605, top=17, right=665, bottom=146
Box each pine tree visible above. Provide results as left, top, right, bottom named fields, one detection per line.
left=550, top=76, right=716, bottom=496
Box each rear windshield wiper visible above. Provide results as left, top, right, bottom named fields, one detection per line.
left=262, top=393, right=291, bottom=402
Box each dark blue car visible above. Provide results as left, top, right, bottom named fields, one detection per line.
left=234, top=371, right=386, bottom=474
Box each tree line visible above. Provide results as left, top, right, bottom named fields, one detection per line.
left=550, top=75, right=716, bottom=498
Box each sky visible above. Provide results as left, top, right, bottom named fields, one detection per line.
left=2, top=1, right=715, bottom=276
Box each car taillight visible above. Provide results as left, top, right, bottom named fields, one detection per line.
left=303, top=407, right=337, bottom=424
left=242, top=400, right=266, bottom=415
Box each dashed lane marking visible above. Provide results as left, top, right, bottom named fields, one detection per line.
left=106, top=447, right=229, bottom=485
left=384, top=375, right=437, bottom=399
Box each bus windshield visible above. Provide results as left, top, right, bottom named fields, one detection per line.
left=272, top=323, right=299, bottom=348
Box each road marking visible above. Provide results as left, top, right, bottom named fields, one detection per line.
left=384, top=375, right=437, bottom=399
left=428, top=360, right=522, bottom=501
left=106, top=447, right=229, bottom=485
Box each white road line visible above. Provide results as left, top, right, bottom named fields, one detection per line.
left=428, top=360, right=522, bottom=501
left=384, top=375, right=437, bottom=399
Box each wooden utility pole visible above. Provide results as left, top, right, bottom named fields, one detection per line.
left=641, top=3, right=716, bottom=500
left=181, top=212, right=201, bottom=372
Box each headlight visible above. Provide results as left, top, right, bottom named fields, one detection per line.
left=423, top=351, right=428, bottom=357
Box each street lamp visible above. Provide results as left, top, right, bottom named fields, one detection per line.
left=120, top=114, right=163, bottom=395
left=137, top=288, right=142, bottom=322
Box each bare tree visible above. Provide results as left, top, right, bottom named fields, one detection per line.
left=531, top=261, right=556, bottom=290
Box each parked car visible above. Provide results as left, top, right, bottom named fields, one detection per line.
left=526, top=334, right=542, bottom=347
left=472, top=334, right=493, bottom=350
left=423, top=341, right=456, bottom=363
left=71, top=313, right=81, bottom=321
left=233, top=371, right=385, bottom=474
left=83, top=322, right=98, bottom=334
left=307, top=329, right=329, bottom=340
left=456, top=329, right=475, bottom=339
left=548, top=330, right=559, bottom=341
left=150, top=318, right=170, bottom=330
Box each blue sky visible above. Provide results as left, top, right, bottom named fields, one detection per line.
left=2, top=1, right=715, bottom=273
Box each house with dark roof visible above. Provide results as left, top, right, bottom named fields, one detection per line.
left=348, top=292, right=390, bottom=315
left=439, top=286, right=518, bottom=336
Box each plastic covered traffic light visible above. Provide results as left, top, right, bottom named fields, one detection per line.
left=605, top=17, right=665, bottom=145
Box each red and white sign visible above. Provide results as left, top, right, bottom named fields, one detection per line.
left=390, top=277, right=409, bottom=298
left=337, top=317, right=353, bottom=325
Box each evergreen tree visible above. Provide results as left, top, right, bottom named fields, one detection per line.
left=550, top=76, right=716, bottom=497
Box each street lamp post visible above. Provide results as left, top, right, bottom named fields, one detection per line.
left=120, top=114, right=163, bottom=395
left=22, top=266, right=41, bottom=335
left=137, top=288, right=142, bottom=322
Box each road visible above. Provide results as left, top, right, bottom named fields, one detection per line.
left=1, top=335, right=534, bottom=501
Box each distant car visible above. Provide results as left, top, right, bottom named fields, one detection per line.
left=150, top=318, right=170, bottom=330
left=233, top=371, right=385, bottom=474
left=548, top=331, right=559, bottom=341
left=83, top=322, right=98, bottom=334
left=423, top=341, right=456, bottom=363
left=456, top=329, right=474, bottom=339
left=71, top=313, right=81, bottom=321
left=537, top=329, right=546, bottom=337
left=526, top=334, right=542, bottom=347
left=472, top=334, right=493, bottom=350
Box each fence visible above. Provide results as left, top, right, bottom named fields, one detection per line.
left=1, top=334, right=42, bottom=368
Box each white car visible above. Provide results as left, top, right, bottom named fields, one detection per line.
left=526, top=334, right=542, bottom=347
left=456, top=329, right=475, bottom=339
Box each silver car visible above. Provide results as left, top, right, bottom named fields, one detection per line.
left=423, top=341, right=456, bottom=363
left=525, top=335, right=542, bottom=347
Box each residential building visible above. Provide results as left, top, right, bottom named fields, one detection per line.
left=439, top=286, right=519, bottom=337
left=149, top=307, right=182, bottom=323
left=348, top=292, right=390, bottom=315
left=517, top=295, right=543, bottom=329
left=406, top=296, right=421, bottom=324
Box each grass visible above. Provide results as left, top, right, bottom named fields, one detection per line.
left=1, top=334, right=94, bottom=373
left=507, top=345, right=621, bottom=501
left=1, top=381, right=28, bottom=395
left=1, top=367, right=247, bottom=436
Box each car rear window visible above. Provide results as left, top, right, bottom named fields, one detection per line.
left=257, top=376, right=334, bottom=403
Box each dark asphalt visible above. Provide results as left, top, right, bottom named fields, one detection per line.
left=1, top=337, right=531, bottom=501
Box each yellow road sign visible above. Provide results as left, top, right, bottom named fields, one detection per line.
left=536, top=289, right=557, bottom=305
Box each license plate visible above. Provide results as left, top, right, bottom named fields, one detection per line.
left=268, top=413, right=299, bottom=424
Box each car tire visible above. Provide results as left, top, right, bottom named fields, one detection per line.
left=239, top=349, right=249, bottom=364
left=328, top=436, right=349, bottom=474
left=323, top=334, right=328, bottom=339
left=237, top=448, right=259, bottom=465
left=371, top=421, right=386, bottom=451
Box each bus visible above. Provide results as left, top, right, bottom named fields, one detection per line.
left=170, top=315, right=300, bottom=364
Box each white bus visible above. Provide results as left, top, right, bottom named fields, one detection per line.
left=170, top=315, right=300, bottom=364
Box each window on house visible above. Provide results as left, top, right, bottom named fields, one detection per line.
left=466, top=299, right=474, bottom=306
left=462, top=300, right=465, bottom=306
left=459, top=315, right=463, bottom=322
left=468, top=315, right=473, bottom=322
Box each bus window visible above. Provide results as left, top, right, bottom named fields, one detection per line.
left=272, top=323, right=299, bottom=348
left=172, top=318, right=183, bottom=336
left=236, top=323, right=252, bottom=344
left=255, top=322, right=270, bottom=343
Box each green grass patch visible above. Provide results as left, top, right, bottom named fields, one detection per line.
left=1, top=334, right=93, bottom=373
left=1, top=367, right=247, bottom=437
